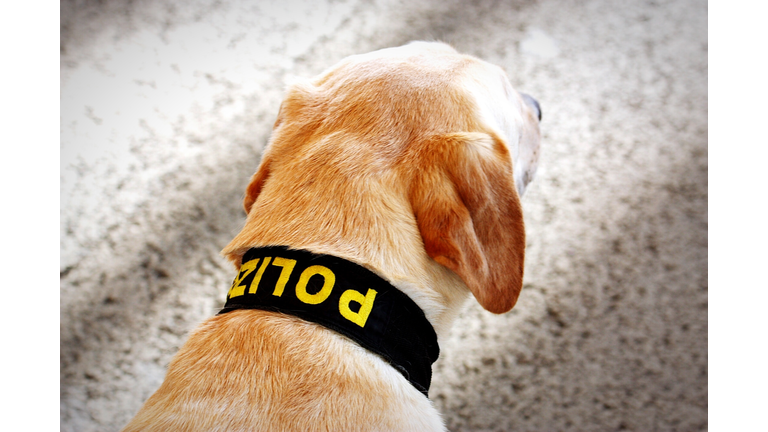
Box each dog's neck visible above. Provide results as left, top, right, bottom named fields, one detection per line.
left=225, top=241, right=471, bottom=341
left=219, top=246, right=442, bottom=395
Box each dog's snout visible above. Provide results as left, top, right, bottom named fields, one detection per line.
left=520, top=93, right=542, bottom=122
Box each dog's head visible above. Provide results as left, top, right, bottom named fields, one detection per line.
left=228, top=42, right=541, bottom=314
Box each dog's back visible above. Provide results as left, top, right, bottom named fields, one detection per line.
left=123, top=310, right=443, bottom=431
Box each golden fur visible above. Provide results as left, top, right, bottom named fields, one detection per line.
left=122, top=41, right=541, bottom=432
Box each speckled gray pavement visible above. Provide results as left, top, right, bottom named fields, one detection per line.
left=60, top=0, right=707, bottom=430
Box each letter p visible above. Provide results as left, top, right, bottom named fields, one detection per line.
left=339, top=288, right=377, bottom=328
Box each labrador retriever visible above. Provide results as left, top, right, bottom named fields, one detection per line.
left=122, top=41, right=542, bottom=432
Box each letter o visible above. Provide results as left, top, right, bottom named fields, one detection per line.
left=295, top=265, right=335, bottom=305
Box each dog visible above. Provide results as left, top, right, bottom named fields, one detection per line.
left=122, top=41, right=541, bottom=432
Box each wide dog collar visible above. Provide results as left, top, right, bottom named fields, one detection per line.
left=218, top=246, right=440, bottom=396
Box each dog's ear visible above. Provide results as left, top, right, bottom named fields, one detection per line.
left=409, top=132, right=526, bottom=314
left=243, top=155, right=271, bottom=215
left=243, top=103, right=286, bottom=215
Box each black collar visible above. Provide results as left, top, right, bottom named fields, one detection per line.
left=218, top=246, right=440, bottom=396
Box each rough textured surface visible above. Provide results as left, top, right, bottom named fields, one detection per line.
left=60, top=0, right=707, bottom=430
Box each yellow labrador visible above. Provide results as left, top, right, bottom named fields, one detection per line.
left=123, top=41, right=541, bottom=432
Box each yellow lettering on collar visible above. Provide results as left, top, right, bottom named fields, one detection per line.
left=295, top=265, right=335, bottom=305
left=270, top=257, right=297, bottom=297
left=228, top=258, right=260, bottom=299
left=247, top=257, right=272, bottom=294
left=339, top=288, right=378, bottom=328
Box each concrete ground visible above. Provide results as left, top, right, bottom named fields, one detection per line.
left=60, top=0, right=707, bottom=430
